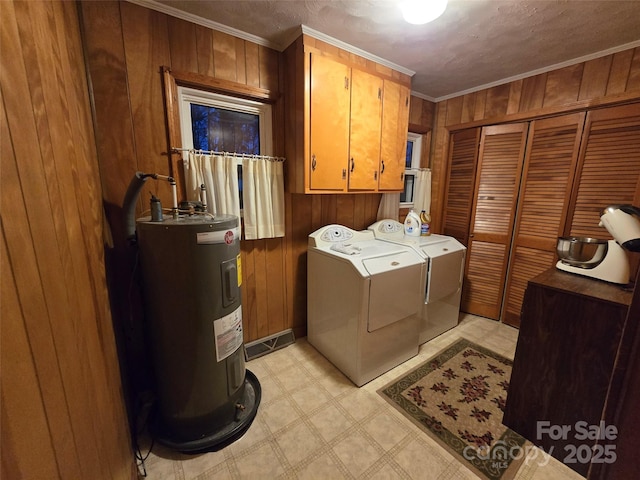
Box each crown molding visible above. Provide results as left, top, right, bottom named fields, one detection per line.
left=126, top=0, right=639, bottom=102
left=432, top=39, right=640, bottom=102
left=125, top=0, right=279, bottom=49
left=300, top=25, right=415, bottom=77
left=410, top=91, right=437, bottom=102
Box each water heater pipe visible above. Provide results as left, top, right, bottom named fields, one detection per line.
left=122, top=171, right=178, bottom=243
left=200, top=184, right=208, bottom=212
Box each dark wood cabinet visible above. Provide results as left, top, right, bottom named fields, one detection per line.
left=503, top=268, right=632, bottom=477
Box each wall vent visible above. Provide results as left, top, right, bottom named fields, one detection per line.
left=244, top=329, right=295, bottom=361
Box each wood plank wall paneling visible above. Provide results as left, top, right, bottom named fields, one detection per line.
left=431, top=47, right=640, bottom=234
left=79, top=1, right=137, bottom=208
left=1, top=1, right=134, bottom=479
left=80, top=1, right=383, bottom=389
left=408, top=96, right=436, bottom=134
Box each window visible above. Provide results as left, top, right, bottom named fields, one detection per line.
left=178, top=87, right=273, bottom=207
left=400, top=132, right=423, bottom=207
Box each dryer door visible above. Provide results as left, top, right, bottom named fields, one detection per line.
left=363, top=252, right=424, bottom=332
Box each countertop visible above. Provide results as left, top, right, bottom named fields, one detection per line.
left=529, top=267, right=633, bottom=307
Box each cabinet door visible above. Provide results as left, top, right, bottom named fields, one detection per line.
left=462, top=124, right=528, bottom=320
left=501, top=113, right=585, bottom=327
left=379, top=81, right=410, bottom=191
left=348, top=68, right=383, bottom=191
left=442, top=128, right=481, bottom=246
left=568, top=103, right=640, bottom=237
left=309, top=53, right=350, bottom=191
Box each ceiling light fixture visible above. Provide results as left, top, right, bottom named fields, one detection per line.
left=400, top=0, right=448, bottom=25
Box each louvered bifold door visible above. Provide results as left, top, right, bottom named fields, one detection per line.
left=442, top=128, right=481, bottom=246
left=567, top=103, right=640, bottom=238
left=462, top=124, right=528, bottom=320
left=501, top=113, right=586, bottom=327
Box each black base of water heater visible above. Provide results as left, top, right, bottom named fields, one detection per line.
left=152, top=370, right=262, bottom=454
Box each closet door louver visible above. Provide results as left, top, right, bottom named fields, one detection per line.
left=442, top=128, right=480, bottom=246
left=462, top=124, right=528, bottom=320
left=502, top=113, right=586, bottom=327
left=568, top=103, right=640, bottom=238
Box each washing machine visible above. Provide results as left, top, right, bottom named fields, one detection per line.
left=307, top=224, right=426, bottom=387
left=369, top=219, right=466, bottom=344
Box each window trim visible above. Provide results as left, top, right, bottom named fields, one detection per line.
left=161, top=66, right=279, bottom=200
left=400, top=132, right=423, bottom=207
left=177, top=86, right=273, bottom=155
left=176, top=87, right=274, bottom=213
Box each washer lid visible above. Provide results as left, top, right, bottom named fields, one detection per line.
left=421, top=237, right=466, bottom=258
left=362, top=250, right=424, bottom=275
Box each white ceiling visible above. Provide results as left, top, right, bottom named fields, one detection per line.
left=139, top=0, right=640, bottom=101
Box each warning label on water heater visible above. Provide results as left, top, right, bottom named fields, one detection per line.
left=213, top=306, right=243, bottom=362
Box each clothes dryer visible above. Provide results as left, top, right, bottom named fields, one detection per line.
left=307, top=225, right=426, bottom=386
left=369, top=220, right=466, bottom=344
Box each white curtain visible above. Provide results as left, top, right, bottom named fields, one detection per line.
left=377, top=193, right=400, bottom=221
left=413, top=168, right=432, bottom=214
left=184, top=151, right=241, bottom=220
left=242, top=157, right=285, bottom=239
left=183, top=151, right=285, bottom=240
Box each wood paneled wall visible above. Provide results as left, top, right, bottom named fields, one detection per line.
left=1, top=1, right=133, bottom=479
left=409, top=96, right=436, bottom=134
left=79, top=1, right=383, bottom=383
left=431, top=47, right=640, bottom=233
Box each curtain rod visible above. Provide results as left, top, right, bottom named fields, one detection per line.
left=172, top=147, right=285, bottom=162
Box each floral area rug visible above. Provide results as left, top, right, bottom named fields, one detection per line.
left=379, top=338, right=527, bottom=480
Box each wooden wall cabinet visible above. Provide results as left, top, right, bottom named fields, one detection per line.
left=345, top=63, right=383, bottom=191
left=379, top=79, right=411, bottom=191
left=503, top=268, right=632, bottom=477
left=307, top=52, right=351, bottom=191
left=284, top=35, right=411, bottom=194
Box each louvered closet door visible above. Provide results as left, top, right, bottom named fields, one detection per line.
left=568, top=103, right=640, bottom=239
left=462, top=124, right=528, bottom=320
left=502, top=113, right=586, bottom=327
left=442, top=128, right=481, bottom=246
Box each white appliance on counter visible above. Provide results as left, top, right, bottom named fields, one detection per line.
left=307, top=224, right=426, bottom=387
left=368, top=220, right=466, bottom=344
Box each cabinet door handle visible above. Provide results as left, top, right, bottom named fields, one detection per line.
left=381, top=160, right=385, bottom=174
left=350, top=157, right=354, bottom=173
left=378, top=88, right=381, bottom=100
left=312, top=154, right=317, bottom=171
left=400, top=172, right=404, bottom=181
left=345, top=77, right=349, bottom=90
left=374, top=171, right=378, bottom=180
left=342, top=168, right=346, bottom=179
